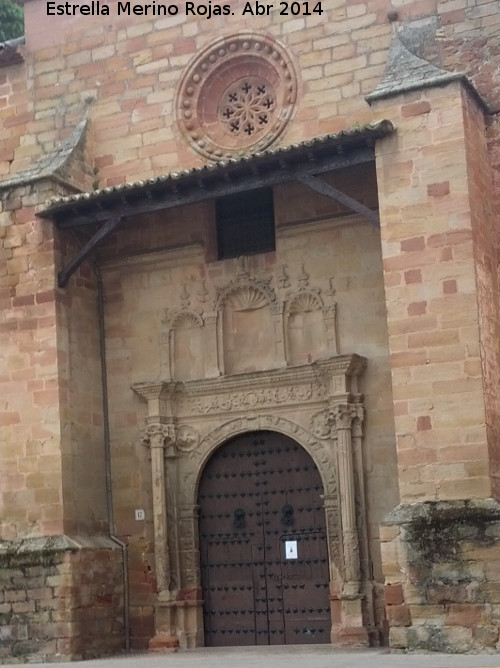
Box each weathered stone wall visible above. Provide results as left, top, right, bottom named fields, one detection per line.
left=373, top=80, right=500, bottom=652
left=0, top=60, right=29, bottom=180
left=0, top=178, right=108, bottom=540
left=56, top=235, right=109, bottom=536
left=381, top=500, right=500, bottom=652
left=0, top=536, right=124, bottom=664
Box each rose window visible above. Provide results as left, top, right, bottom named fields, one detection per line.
left=176, top=33, right=297, bottom=161
left=218, top=78, right=276, bottom=138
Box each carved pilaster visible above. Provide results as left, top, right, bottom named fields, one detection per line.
left=322, top=493, right=343, bottom=586
left=142, top=422, right=175, bottom=593
left=331, top=403, right=361, bottom=595
left=178, top=504, right=201, bottom=590
left=159, top=330, right=172, bottom=380
left=271, top=300, right=287, bottom=367
left=204, top=312, right=220, bottom=377
left=323, top=304, right=338, bottom=355
left=351, top=406, right=375, bottom=632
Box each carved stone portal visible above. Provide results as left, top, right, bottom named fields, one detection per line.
left=133, top=354, right=371, bottom=649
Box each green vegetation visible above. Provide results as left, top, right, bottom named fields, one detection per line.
left=0, top=0, right=24, bottom=42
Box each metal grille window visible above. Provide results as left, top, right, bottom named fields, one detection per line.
left=216, top=187, right=275, bottom=260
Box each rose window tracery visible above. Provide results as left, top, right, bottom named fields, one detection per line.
left=176, top=33, right=297, bottom=161
left=218, top=78, right=276, bottom=138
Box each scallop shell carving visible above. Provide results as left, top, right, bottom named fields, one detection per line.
left=288, top=291, right=322, bottom=314
left=172, top=311, right=203, bottom=329
left=226, top=286, right=269, bottom=311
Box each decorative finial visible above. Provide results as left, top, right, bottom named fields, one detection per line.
left=277, top=264, right=291, bottom=289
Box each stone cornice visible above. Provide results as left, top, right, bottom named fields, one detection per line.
left=133, top=355, right=365, bottom=399
left=132, top=355, right=366, bottom=420
left=180, top=355, right=365, bottom=396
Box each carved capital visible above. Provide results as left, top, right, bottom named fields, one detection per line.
left=142, top=423, right=176, bottom=449
left=353, top=403, right=364, bottom=424
left=323, top=304, right=337, bottom=319
left=142, top=422, right=200, bottom=456
left=204, top=312, right=217, bottom=326
left=330, top=403, right=358, bottom=430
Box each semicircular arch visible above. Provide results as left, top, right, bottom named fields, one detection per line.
left=187, top=415, right=337, bottom=506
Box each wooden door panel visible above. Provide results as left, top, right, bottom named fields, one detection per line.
left=198, top=431, right=331, bottom=646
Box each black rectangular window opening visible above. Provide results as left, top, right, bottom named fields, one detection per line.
left=216, top=187, right=275, bottom=260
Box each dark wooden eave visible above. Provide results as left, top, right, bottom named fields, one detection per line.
left=38, top=120, right=395, bottom=287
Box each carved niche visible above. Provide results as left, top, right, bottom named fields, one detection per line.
left=161, top=285, right=206, bottom=381
left=215, top=268, right=282, bottom=374
left=284, top=266, right=338, bottom=364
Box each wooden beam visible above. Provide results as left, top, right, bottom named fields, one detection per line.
left=57, top=216, right=123, bottom=287
left=297, top=173, right=380, bottom=227
left=53, top=147, right=376, bottom=229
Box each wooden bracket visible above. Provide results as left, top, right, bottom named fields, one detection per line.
left=297, top=173, right=380, bottom=227
left=57, top=216, right=123, bottom=287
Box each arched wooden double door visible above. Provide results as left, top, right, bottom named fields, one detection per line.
left=198, top=431, right=331, bottom=646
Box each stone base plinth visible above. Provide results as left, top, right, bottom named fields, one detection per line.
left=331, top=593, right=370, bottom=647
left=149, top=634, right=179, bottom=652
left=381, top=499, right=500, bottom=653
left=153, top=592, right=203, bottom=650
left=0, top=535, right=124, bottom=664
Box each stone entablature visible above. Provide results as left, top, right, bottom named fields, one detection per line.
left=133, top=353, right=371, bottom=648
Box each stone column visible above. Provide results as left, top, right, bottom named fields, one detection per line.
left=351, top=406, right=377, bottom=640
left=331, top=403, right=360, bottom=595
left=327, top=402, right=368, bottom=646
left=142, top=422, right=175, bottom=594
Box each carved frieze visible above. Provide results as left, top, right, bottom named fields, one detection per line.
left=180, top=382, right=327, bottom=416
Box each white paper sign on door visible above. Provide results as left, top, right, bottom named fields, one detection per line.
left=285, top=540, right=298, bottom=560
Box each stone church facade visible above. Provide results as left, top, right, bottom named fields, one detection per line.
left=0, top=0, right=499, bottom=662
